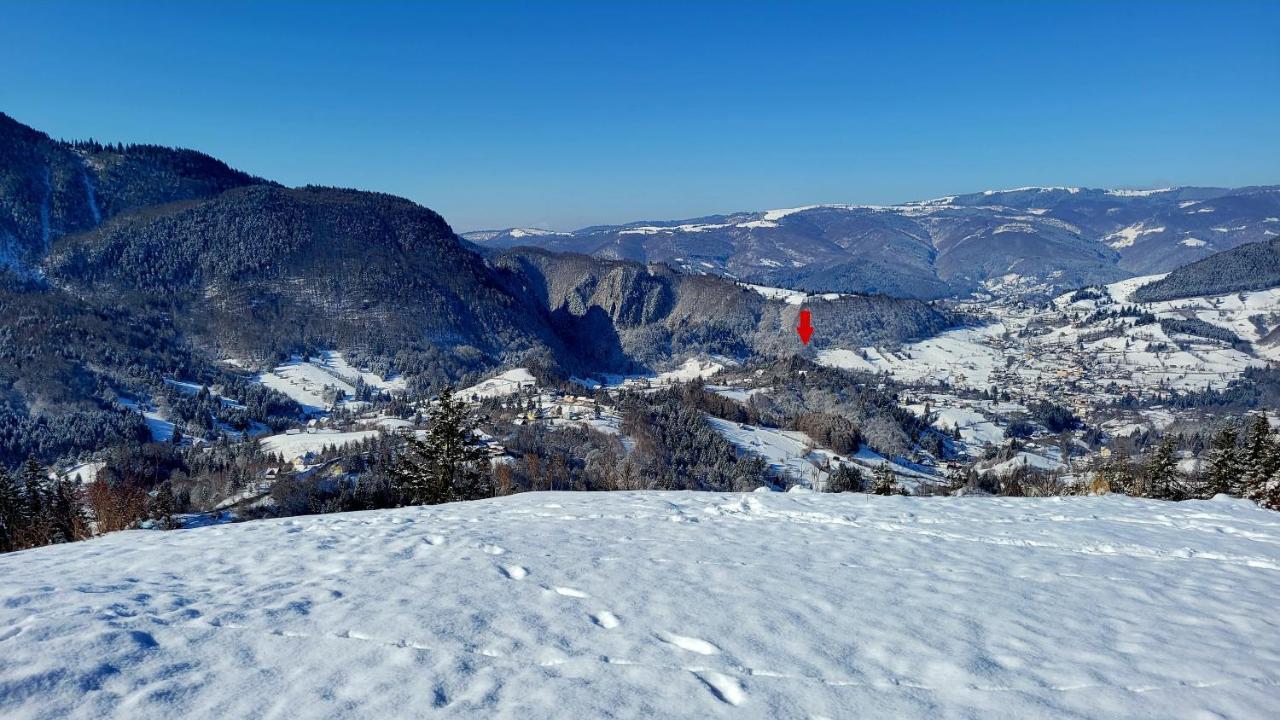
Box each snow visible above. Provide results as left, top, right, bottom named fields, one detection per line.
left=1104, top=273, right=1168, bottom=303
left=742, top=283, right=845, bottom=306
left=1105, top=188, right=1173, bottom=197
left=708, top=418, right=933, bottom=489
left=3, top=492, right=1278, bottom=719
left=507, top=228, right=570, bottom=238
left=259, top=428, right=380, bottom=462
left=601, top=357, right=729, bottom=389
left=1181, top=237, right=1208, bottom=247
left=818, top=326, right=1006, bottom=389
left=58, top=461, right=106, bottom=485
left=618, top=222, right=731, bottom=235
left=458, top=368, right=537, bottom=401
left=1103, top=223, right=1165, bottom=249
left=982, top=186, right=1081, bottom=195
left=254, top=352, right=404, bottom=414
left=117, top=398, right=175, bottom=443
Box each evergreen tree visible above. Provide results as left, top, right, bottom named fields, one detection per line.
left=1243, top=413, right=1276, bottom=498
left=149, top=481, right=177, bottom=530
left=1145, top=437, right=1178, bottom=499
left=1205, top=425, right=1243, bottom=496
left=826, top=464, right=865, bottom=493
left=49, top=476, right=89, bottom=543
left=390, top=387, right=489, bottom=505
left=872, top=463, right=896, bottom=495
left=1248, top=465, right=1280, bottom=511
left=20, top=457, right=50, bottom=544
left=0, top=466, right=22, bottom=552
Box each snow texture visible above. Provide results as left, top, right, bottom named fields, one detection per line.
left=3, top=492, right=1277, bottom=719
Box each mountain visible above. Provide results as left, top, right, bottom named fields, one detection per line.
left=44, top=185, right=568, bottom=379
left=465, top=186, right=1280, bottom=298
left=491, top=248, right=952, bottom=372
left=1132, top=236, right=1280, bottom=303
left=0, top=111, right=266, bottom=272
left=0, top=112, right=955, bottom=466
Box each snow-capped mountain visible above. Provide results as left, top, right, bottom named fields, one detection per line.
left=464, top=186, right=1280, bottom=299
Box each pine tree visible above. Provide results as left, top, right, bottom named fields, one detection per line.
left=0, top=466, right=23, bottom=552
left=19, top=457, right=51, bottom=545
left=1145, top=437, right=1178, bottom=499
left=1243, top=413, right=1276, bottom=498
left=49, top=476, right=89, bottom=543
left=826, top=464, right=865, bottom=493
left=872, top=463, right=896, bottom=495
left=1248, top=465, right=1280, bottom=511
left=149, top=481, right=177, bottom=530
left=1205, top=425, right=1243, bottom=496
left=390, top=387, right=489, bottom=505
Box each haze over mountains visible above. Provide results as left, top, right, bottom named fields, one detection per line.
left=466, top=186, right=1280, bottom=299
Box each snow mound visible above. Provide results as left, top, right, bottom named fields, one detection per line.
left=2, top=492, right=1278, bottom=718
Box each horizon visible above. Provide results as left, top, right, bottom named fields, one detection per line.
left=3, top=1, right=1278, bottom=231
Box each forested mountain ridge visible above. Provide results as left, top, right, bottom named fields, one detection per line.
left=45, top=184, right=569, bottom=377
left=492, top=247, right=953, bottom=372
left=0, top=112, right=267, bottom=272
left=1133, top=236, right=1280, bottom=302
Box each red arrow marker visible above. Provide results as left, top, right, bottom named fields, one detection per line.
left=796, top=308, right=814, bottom=345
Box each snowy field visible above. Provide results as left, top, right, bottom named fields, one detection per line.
left=259, top=428, right=381, bottom=462
left=457, top=368, right=537, bottom=401
left=254, top=352, right=406, bottom=414
left=2, top=492, right=1278, bottom=719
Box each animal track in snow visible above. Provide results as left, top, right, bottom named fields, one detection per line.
left=592, top=611, right=619, bottom=629
left=501, top=565, right=528, bottom=580
left=660, top=632, right=721, bottom=655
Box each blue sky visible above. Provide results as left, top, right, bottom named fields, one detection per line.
left=2, top=1, right=1277, bottom=231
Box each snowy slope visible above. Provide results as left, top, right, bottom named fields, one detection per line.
left=259, top=428, right=381, bottom=462
left=254, top=352, right=406, bottom=414
left=2, top=492, right=1278, bottom=719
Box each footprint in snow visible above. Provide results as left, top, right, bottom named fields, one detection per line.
left=592, top=611, right=620, bottom=629
left=500, top=565, right=528, bottom=580
left=696, top=671, right=745, bottom=706
left=660, top=632, right=721, bottom=655
left=554, top=586, right=590, bottom=599
left=479, top=544, right=506, bottom=556
left=424, top=535, right=446, bottom=546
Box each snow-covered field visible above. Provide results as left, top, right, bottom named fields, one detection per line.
left=458, top=368, right=537, bottom=400
left=254, top=352, right=405, bottom=414
left=259, top=428, right=381, bottom=462
left=708, top=418, right=935, bottom=489
left=3, top=492, right=1277, bottom=719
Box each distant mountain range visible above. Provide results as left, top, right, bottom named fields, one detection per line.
left=465, top=186, right=1280, bottom=299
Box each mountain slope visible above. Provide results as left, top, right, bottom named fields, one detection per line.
left=492, top=248, right=952, bottom=372
left=0, top=112, right=266, bottom=271
left=44, top=185, right=569, bottom=379
left=1133, top=236, right=1280, bottom=302
left=2, top=492, right=1277, bottom=719
left=466, top=186, right=1280, bottom=298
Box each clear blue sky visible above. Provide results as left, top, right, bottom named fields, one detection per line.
left=2, top=1, right=1277, bottom=231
